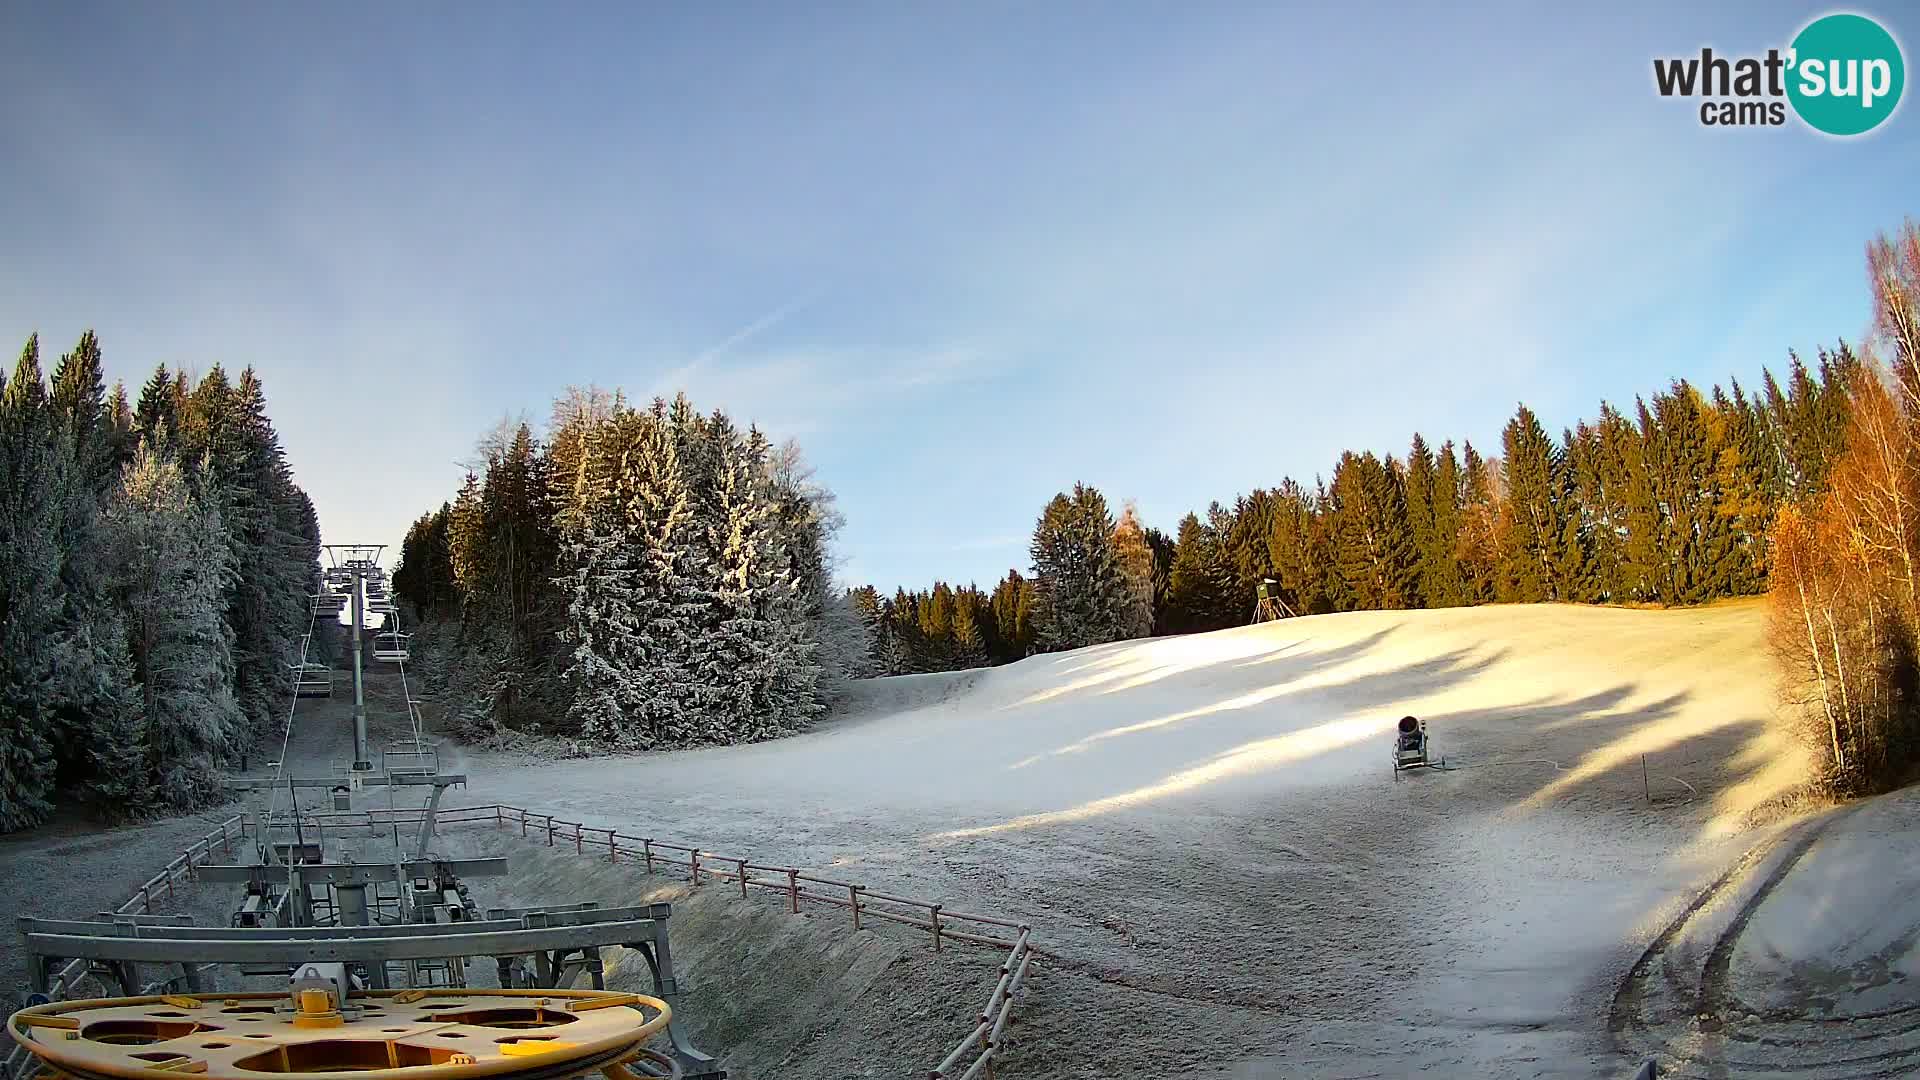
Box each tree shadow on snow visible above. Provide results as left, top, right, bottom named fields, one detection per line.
left=943, top=643, right=1513, bottom=837
left=999, top=628, right=1398, bottom=711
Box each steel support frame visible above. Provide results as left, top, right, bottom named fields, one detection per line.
left=194, top=857, right=508, bottom=890
left=20, top=904, right=720, bottom=1078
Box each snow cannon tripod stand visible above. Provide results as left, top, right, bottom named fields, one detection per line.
left=1391, top=715, right=1443, bottom=778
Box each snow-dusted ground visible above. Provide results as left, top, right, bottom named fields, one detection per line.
left=425, top=600, right=1845, bottom=1078
left=8, top=599, right=1918, bottom=1079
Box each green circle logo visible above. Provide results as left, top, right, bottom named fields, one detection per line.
left=1788, top=13, right=1905, bottom=135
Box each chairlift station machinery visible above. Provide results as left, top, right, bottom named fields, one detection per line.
left=9, top=545, right=724, bottom=1080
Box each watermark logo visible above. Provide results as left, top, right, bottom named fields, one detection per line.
left=1654, top=11, right=1904, bottom=135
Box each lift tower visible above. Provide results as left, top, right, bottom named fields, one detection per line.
left=323, top=543, right=385, bottom=772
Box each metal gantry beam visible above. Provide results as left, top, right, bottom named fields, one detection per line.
left=21, top=915, right=669, bottom=970
left=224, top=773, right=466, bottom=791
left=193, top=857, right=509, bottom=888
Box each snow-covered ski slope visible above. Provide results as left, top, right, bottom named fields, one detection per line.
left=443, top=598, right=1920, bottom=1078
left=468, top=598, right=1803, bottom=830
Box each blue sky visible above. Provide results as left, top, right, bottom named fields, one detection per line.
left=3, top=2, right=1915, bottom=592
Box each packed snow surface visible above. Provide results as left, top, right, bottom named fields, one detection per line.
left=11, top=599, right=1920, bottom=1079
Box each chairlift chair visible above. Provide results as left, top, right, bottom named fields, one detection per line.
left=371, top=631, right=410, bottom=662
left=288, top=661, right=332, bottom=698
left=383, top=732, right=438, bottom=774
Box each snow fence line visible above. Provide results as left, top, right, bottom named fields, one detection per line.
left=286, top=802, right=1042, bottom=1080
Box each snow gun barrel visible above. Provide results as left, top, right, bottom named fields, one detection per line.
left=1397, top=715, right=1421, bottom=734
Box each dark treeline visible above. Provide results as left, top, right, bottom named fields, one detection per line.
left=862, top=352, right=1859, bottom=676
left=392, top=389, right=869, bottom=750
left=0, top=333, right=320, bottom=831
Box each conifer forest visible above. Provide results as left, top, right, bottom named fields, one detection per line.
left=0, top=337, right=320, bottom=831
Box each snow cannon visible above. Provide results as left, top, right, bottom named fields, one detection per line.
left=1391, top=714, right=1440, bottom=777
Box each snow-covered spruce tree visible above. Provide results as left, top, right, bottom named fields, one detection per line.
left=1111, top=501, right=1156, bottom=639
left=63, top=603, right=147, bottom=818
left=558, top=408, right=719, bottom=747
left=218, top=369, right=317, bottom=742
left=0, top=338, right=68, bottom=831
left=704, top=426, right=822, bottom=740
left=765, top=437, right=864, bottom=695
left=630, top=411, right=728, bottom=744
left=103, top=442, right=245, bottom=813
left=1030, top=483, right=1131, bottom=651
left=842, top=585, right=886, bottom=678
left=44, top=333, right=147, bottom=804
left=663, top=394, right=725, bottom=552
left=555, top=409, right=649, bottom=744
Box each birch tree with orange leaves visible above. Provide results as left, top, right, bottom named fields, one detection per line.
left=1770, top=219, right=1920, bottom=796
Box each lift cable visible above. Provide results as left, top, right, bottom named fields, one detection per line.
left=263, top=585, right=326, bottom=845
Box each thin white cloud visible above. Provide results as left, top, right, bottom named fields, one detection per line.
left=649, top=343, right=996, bottom=437
left=679, top=290, right=828, bottom=376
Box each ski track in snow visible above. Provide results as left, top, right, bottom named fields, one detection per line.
left=7, top=599, right=1918, bottom=1079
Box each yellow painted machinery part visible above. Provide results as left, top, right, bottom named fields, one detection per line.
left=8, top=989, right=672, bottom=1080
left=497, top=1042, right=577, bottom=1058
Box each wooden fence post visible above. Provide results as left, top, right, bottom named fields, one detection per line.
left=689, top=850, right=701, bottom=885
left=642, top=839, right=654, bottom=873
left=546, top=815, right=555, bottom=846
left=735, top=859, right=749, bottom=899
left=930, top=904, right=943, bottom=952
left=786, top=869, right=800, bottom=913
left=849, top=885, right=864, bottom=930
left=609, top=832, right=619, bottom=863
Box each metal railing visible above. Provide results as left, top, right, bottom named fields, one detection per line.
left=4, top=816, right=244, bottom=1080
left=256, top=802, right=1041, bottom=1075
left=8, top=804, right=1039, bottom=1080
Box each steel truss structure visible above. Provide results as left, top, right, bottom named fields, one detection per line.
left=17, top=905, right=721, bottom=1079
